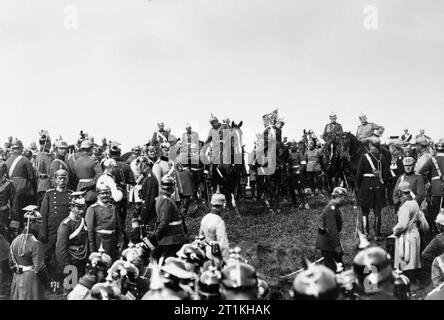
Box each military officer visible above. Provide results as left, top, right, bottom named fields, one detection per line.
left=287, top=141, right=308, bottom=209
left=0, top=161, right=17, bottom=240
left=418, top=138, right=444, bottom=236
left=55, top=195, right=88, bottom=277
left=153, top=142, right=181, bottom=203
left=49, top=140, right=70, bottom=189
left=352, top=246, right=396, bottom=300
left=96, top=158, right=123, bottom=203
left=356, top=138, right=390, bottom=240
left=401, top=129, right=412, bottom=143
left=126, top=145, right=142, bottom=165
left=151, top=122, right=171, bottom=153
left=387, top=139, right=405, bottom=207
left=415, top=136, right=433, bottom=175
left=321, top=112, right=344, bottom=143
left=35, top=132, right=54, bottom=205
left=85, top=184, right=123, bottom=261
left=315, top=187, right=348, bottom=271
left=73, top=140, right=102, bottom=205
left=393, top=157, right=426, bottom=211
left=38, top=169, right=73, bottom=281
left=305, top=139, right=323, bottom=195
left=356, top=113, right=385, bottom=143
left=6, top=139, right=37, bottom=228
left=149, top=176, right=187, bottom=261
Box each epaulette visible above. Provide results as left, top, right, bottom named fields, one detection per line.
left=90, top=203, right=99, bottom=208
left=46, top=188, right=55, bottom=193
left=62, top=217, right=71, bottom=225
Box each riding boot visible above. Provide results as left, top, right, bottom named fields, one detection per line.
left=374, top=213, right=382, bottom=239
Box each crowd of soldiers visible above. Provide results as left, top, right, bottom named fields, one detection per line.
left=0, top=110, right=443, bottom=300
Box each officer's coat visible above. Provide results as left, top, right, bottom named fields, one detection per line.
left=315, top=204, right=343, bottom=252
left=356, top=122, right=384, bottom=141
left=199, top=212, right=229, bottom=260
left=55, top=217, right=88, bottom=267
left=418, top=152, right=444, bottom=197
left=154, top=194, right=186, bottom=246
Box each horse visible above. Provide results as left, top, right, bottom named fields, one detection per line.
left=207, top=121, right=245, bottom=214
left=321, top=134, right=347, bottom=193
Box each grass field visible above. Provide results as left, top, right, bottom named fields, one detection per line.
left=41, top=195, right=433, bottom=300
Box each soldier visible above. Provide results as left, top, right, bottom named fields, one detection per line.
left=401, top=129, right=412, bottom=143
left=415, top=136, right=433, bottom=175
left=4, top=137, right=13, bottom=160
left=321, top=112, right=344, bottom=143
left=393, top=157, right=426, bottom=212
left=85, top=184, right=124, bottom=261
left=356, top=138, right=390, bottom=240
left=220, top=259, right=259, bottom=300
left=387, top=139, right=405, bottom=207
left=148, top=176, right=187, bottom=261
left=35, top=131, right=54, bottom=206
left=145, top=144, right=158, bottom=165
left=9, top=207, right=48, bottom=300
left=73, top=140, right=102, bottom=205
left=0, top=161, right=17, bottom=241
left=416, top=129, right=432, bottom=144
left=126, top=145, right=142, bottom=165
left=198, top=266, right=222, bottom=300
left=55, top=195, right=88, bottom=277
left=153, top=142, right=181, bottom=203
left=6, top=139, right=37, bottom=229
left=139, top=159, right=159, bottom=232
left=356, top=113, right=385, bottom=143
left=291, top=264, right=340, bottom=300
left=67, top=250, right=112, bottom=300
left=288, top=141, right=308, bottom=209
left=151, top=122, right=171, bottom=153
left=418, top=138, right=444, bottom=236
left=352, top=246, right=396, bottom=300
left=199, top=193, right=229, bottom=262
left=96, top=158, right=123, bottom=203
left=305, top=139, right=323, bottom=195
left=49, top=140, right=70, bottom=189
left=315, top=187, right=348, bottom=271
left=38, top=169, right=73, bottom=284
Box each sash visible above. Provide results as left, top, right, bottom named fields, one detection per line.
left=9, top=155, right=23, bottom=178
left=69, top=218, right=86, bottom=240
left=365, top=153, right=383, bottom=184
left=156, top=131, right=168, bottom=142
left=431, top=157, right=442, bottom=179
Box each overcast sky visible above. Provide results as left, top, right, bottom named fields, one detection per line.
left=1, top=0, right=443, bottom=151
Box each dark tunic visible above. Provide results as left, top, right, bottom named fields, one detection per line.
left=85, top=202, right=123, bottom=261
left=49, top=156, right=70, bottom=188
left=0, top=179, right=16, bottom=227
left=35, top=152, right=54, bottom=193
left=140, top=170, right=159, bottom=225
left=316, top=204, right=343, bottom=252
left=356, top=152, right=389, bottom=209
left=55, top=217, right=88, bottom=272
left=154, top=194, right=187, bottom=246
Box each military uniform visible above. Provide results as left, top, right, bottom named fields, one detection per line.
left=73, top=154, right=102, bottom=203
left=55, top=216, right=88, bottom=275
left=418, top=152, right=444, bottom=233
left=85, top=202, right=123, bottom=261
left=6, top=154, right=37, bottom=225
left=0, top=179, right=16, bottom=230
left=393, top=173, right=426, bottom=207
left=152, top=193, right=187, bottom=260
left=387, top=152, right=405, bottom=206
left=151, top=129, right=171, bottom=152
left=415, top=149, right=432, bottom=176
left=356, top=122, right=385, bottom=142
left=287, top=150, right=307, bottom=206
left=321, top=122, right=343, bottom=143
left=140, top=168, right=159, bottom=226
left=35, top=151, right=54, bottom=203
left=152, top=156, right=181, bottom=202
left=49, top=156, right=70, bottom=188
left=316, top=203, right=343, bottom=271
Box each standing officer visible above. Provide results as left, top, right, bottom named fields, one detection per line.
left=85, top=184, right=123, bottom=261
left=393, top=157, right=426, bottom=211
left=38, top=169, right=73, bottom=283
left=0, top=161, right=17, bottom=240
left=149, top=176, right=187, bottom=261
left=35, top=131, right=54, bottom=206
left=73, top=140, right=102, bottom=205
left=356, top=138, right=390, bottom=240
left=419, top=139, right=444, bottom=236
left=6, top=139, right=37, bottom=229
left=415, top=136, right=433, bottom=175
left=49, top=140, right=70, bottom=189
left=55, top=195, right=88, bottom=277
left=315, top=187, right=348, bottom=271
left=356, top=113, right=385, bottom=143
left=288, top=141, right=308, bottom=209
left=153, top=142, right=182, bottom=203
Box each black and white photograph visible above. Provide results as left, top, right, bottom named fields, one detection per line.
left=1, top=0, right=444, bottom=306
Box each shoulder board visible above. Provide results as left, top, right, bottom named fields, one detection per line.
left=90, top=203, right=99, bottom=207
left=46, top=188, right=55, bottom=193
left=62, top=217, right=71, bottom=225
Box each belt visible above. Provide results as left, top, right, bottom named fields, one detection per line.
left=18, top=265, right=34, bottom=272
left=96, top=229, right=115, bottom=234
left=363, top=174, right=376, bottom=177
left=291, top=165, right=301, bottom=168
left=432, top=176, right=442, bottom=181
left=79, top=179, right=93, bottom=183
left=168, top=220, right=182, bottom=226
left=191, top=168, right=203, bottom=171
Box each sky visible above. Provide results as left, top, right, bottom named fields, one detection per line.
left=1, top=0, right=444, bottom=152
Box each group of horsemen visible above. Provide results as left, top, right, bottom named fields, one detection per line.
left=0, top=111, right=443, bottom=300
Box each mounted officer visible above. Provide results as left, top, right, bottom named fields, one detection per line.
left=356, top=113, right=385, bottom=143
left=321, top=112, right=344, bottom=144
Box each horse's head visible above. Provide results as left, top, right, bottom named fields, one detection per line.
left=337, top=132, right=351, bottom=160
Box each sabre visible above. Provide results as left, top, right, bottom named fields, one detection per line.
left=280, top=257, right=325, bottom=278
